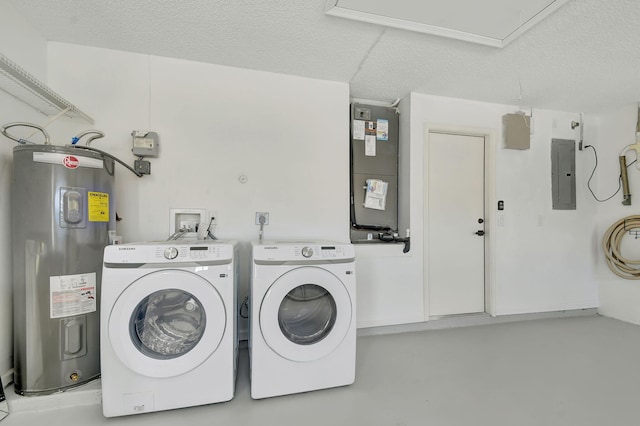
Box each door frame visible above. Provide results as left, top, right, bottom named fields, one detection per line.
left=423, top=124, right=497, bottom=319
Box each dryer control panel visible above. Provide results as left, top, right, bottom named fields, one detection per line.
left=296, top=245, right=347, bottom=259
left=253, top=241, right=355, bottom=262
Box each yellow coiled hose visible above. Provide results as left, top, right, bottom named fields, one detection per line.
left=602, top=215, right=640, bottom=279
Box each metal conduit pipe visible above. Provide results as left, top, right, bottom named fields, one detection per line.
left=602, top=215, right=640, bottom=279
left=72, top=129, right=105, bottom=146
left=1, top=122, right=50, bottom=144
left=620, top=156, right=632, bottom=205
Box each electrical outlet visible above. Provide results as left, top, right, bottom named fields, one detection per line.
left=255, top=212, right=269, bottom=225
left=209, top=211, right=218, bottom=226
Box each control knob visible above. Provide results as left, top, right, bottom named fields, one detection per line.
left=164, top=247, right=179, bottom=260
left=301, top=247, right=314, bottom=258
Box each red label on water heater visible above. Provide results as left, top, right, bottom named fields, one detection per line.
left=62, top=155, right=80, bottom=169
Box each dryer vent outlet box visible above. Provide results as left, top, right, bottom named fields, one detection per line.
left=503, top=113, right=531, bottom=150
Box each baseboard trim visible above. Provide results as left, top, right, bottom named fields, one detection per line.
left=356, top=308, right=599, bottom=337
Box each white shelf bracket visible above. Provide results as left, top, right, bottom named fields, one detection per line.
left=0, top=53, right=94, bottom=124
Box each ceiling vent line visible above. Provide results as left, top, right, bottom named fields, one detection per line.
left=0, top=53, right=93, bottom=124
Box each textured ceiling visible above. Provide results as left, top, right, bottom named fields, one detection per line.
left=7, top=0, right=640, bottom=113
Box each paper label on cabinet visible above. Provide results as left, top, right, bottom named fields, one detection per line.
left=363, top=179, right=388, bottom=210
left=50, top=272, right=97, bottom=319
left=377, top=119, right=389, bottom=141
left=365, top=135, right=376, bottom=156
left=353, top=120, right=365, bottom=140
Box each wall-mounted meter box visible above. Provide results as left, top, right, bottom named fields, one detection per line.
left=131, top=131, right=159, bottom=157
left=502, top=113, right=530, bottom=150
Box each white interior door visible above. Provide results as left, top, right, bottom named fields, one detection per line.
left=427, top=131, right=485, bottom=317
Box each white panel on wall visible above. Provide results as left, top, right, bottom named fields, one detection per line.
left=355, top=245, right=422, bottom=328
left=144, top=54, right=350, bottom=244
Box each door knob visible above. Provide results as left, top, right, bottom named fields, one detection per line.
left=475, top=230, right=485, bottom=236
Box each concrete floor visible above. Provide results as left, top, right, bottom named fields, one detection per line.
left=3, top=314, right=640, bottom=425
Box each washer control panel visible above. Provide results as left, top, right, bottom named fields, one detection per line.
left=157, top=245, right=228, bottom=261
left=103, top=241, right=237, bottom=264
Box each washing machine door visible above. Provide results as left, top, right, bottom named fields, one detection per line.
left=108, top=269, right=226, bottom=378
left=259, top=266, right=352, bottom=362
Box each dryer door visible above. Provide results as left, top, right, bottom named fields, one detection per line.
left=108, top=270, right=226, bottom=378
left=259, top=266, right=353, bottom=362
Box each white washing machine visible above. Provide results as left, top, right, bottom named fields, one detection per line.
left=100, top=240, right=238, bottom=417
left=250, top=240, right=356, bottom=399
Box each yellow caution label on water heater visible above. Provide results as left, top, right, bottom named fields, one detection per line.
left=88, top=191, right=109, bottom=222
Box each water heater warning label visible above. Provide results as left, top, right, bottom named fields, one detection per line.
left=50, top=273, right=97, bottom=319
left=88, top=191, right=109, bottom=222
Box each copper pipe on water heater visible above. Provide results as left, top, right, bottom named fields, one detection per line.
left=620, top=155, right=632, bottom=205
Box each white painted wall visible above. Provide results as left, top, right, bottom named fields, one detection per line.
left=45, top=43, right=350, bottom=337
left=410, top=94, right=598, bottom=318
left=491, top=107, right=599, bottom=314
left=588, top=104, right=640, bottom=324
left=356, top=93, right=600, bottom=328
left=0, top=2, right=49, bottom=381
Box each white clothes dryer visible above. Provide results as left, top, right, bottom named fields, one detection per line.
left=100, top=240, right=238, bottom=417
left=250, top=240, right=356, bottom=399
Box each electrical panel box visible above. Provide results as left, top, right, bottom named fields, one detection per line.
left=551, top=139, right=576, bottom=210
left=350, top=102, right=399, bottom=242
left=132, top=131, right=159, bottom=157
left=503, top=113, right=530, bottom=150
